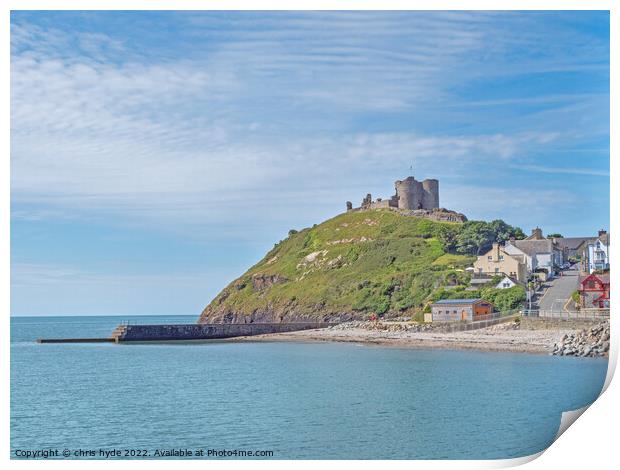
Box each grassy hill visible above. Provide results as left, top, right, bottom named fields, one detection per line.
left=199, top=209, right=478, bottom=323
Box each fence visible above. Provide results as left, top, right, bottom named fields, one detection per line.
left=471, top=309, right=520, bottom=322
left=433, top=312, right=520, bottom=333
left=522, top=309, right=609, bottom=321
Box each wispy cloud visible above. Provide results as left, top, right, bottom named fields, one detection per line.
left=10, top=11, right=606, bottom=231
left=511, top=164, right=609, bottom=177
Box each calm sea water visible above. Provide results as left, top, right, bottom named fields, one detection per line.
left=11, top=315, right=608, bottom=460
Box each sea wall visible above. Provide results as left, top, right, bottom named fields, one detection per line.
left=119, top=322, right=330, bottom=342
left=520, top=316, right=604, bottom=330
left=552, top=321, right=610, bottom=357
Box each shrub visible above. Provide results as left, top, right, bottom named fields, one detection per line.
left=412, top=311, right=425, bottom=322
left=480, top=286, right=526, bottom=312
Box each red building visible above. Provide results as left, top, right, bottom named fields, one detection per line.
left=578, top=273, right=610, bottom=309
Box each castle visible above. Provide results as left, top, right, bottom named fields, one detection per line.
left=347, top=175, right=440, bottom=211
left=345, top=175, right=466, bottom=222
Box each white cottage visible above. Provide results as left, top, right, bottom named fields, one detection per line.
left=504, top=228, right=563, bottom=280
left=495, top=275, right=518, bottom=289
left=579, top=231, right=610, bottom=273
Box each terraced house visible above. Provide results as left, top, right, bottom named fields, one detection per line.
left=552, top=236, right=597, bottom=260
left=503, top=228, right=563, bottom=280
left=473, top=242, right=527, bottom=281
left=578, top=230, right=610, bottom=274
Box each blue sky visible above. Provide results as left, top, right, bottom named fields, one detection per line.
left=10, top=11, right=609, bottom=316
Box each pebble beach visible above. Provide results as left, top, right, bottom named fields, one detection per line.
left=238, top=320, right=610, bottom=356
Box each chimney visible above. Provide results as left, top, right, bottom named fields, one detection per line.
left=492, top=242, right=500, bottom=261
left=598, top=229, right=607, bottom=237
left=531, top=227, right=543, bottom=239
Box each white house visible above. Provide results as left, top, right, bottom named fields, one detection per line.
left=580, top=231, right=610, bottom=273
left=496, top=275, right=518, bottom=289
left=504, top=228, right=563, bottom=280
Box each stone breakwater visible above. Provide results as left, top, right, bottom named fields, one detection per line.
left=552, top=322, right=610, bottom=358
left=119, top=322, right=331, bottom=342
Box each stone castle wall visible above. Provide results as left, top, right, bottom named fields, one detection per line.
left=348, top=175, right=440, bottom=212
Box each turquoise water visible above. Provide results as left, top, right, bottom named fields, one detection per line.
left=11, top=315, right=608, bottom=460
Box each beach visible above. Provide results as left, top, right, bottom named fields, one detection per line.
left=237, top=321, right=595, bottom=355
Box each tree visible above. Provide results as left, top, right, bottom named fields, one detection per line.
left=454, top=220, right=525, bottom=255
left=455, top=221, right=495, bottom=255
left=480, top=285, right=526, bottom=312
left=435, top=224, right=459, bottom=252
left=489, top=219, right=526, bottom=242
left=547, top=233, right=563, bottom=238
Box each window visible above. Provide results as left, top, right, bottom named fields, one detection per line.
left=503, top=282, right=510, bottom=288
left=495, top=268, right=499, bottom=273
left=488, top=256, right=492, bottom=260
left=588, top=281, right=595, bottom=289
left=499, top=255, right=504, bottom=260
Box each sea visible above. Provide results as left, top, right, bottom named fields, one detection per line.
left=10, top=315, right=608, bottom=460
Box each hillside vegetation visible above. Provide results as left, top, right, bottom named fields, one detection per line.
left=199, top=209, right=525, bottom=323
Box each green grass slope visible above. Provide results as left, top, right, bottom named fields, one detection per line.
left=199, top=209, right=476, bottom=323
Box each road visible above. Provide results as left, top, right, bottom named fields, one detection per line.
left=537, top=269, right=580, bottom=312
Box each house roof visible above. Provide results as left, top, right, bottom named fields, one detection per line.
left=595, top=274, right=610, bottom=284
left=575, top=234, right=610, bottom=252
left=432, top=298, right=488, bottom=306
left=482, top=244, right=528, bottom=265
left=497, top=275, right=520, bottom=284
left=579, top=273, right=610, bottom=285
left=553, top=237, right=596, bottom=250
left=512, top=239, right=555, bottom=256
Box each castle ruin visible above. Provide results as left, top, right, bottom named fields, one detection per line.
left=346, top=175, right=466, bottom=222
left=348, top=175, right=440, bottom=211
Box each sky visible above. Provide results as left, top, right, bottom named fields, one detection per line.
left=10, top=11, right=610, bottom=316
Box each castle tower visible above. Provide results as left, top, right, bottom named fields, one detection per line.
left=395, top=177, right=422, bottom=210
left=394, top=176, right=439, bottom=210
left=422, top=179, right=439, bottom=209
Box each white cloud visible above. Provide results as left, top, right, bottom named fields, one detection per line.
left=10, top=12, right=607, bottom=229
left=511, top=164, right=609, bottom=177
